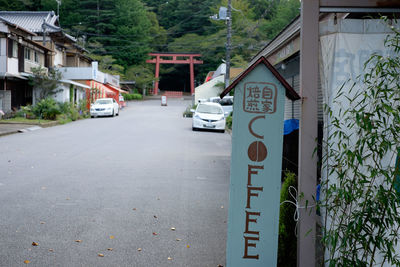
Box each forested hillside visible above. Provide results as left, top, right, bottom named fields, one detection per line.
left=0, top=0, right=300, bottom=91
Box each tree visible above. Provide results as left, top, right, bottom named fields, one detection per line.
left=125, top=64, right=154, bottom=92
left=259, top=0, right=300, bottom=40
left=29, top=66, right=62, bottom=101
left=111, top=0, right=152, bottom=66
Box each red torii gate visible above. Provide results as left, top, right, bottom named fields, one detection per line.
left=146, top=53, right=203, bottom=95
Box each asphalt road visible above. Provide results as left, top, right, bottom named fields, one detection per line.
left=0, top=99, right=231, bottom=267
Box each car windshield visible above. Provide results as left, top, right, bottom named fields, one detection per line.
left=197, top=104, right=223, bottom=114
left=95, top=99, right=112, bottom=105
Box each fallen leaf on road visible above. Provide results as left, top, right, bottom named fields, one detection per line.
left=167, top=257, right=172, bottom=260
left=40, top=222, right=45, bottom=224
left=107, top=248, right=113, bottom=251
left=153, top=215, right=157, bottom=218
left=170, top=227, right=176, bottom=231
left=217, top=265, right=224, bottom=267
left=49, top=249, right=54, bottom=252
left=32, top=242, right=38, bottom=246
left=137, top=248, right=142, bottom=251
left=221, top=206, right=224, bottom=209
left=24, top=260, right=30, bottom=264
left=186, top=245, right=190, bottom=248
left=152, top=232, right=158, bottom=236
left=132, top=208, right=137, bottom=211
left=176, top=238, right=182, bottom=241
left=157, top=198, right=160, bottom=200
left=98, top=253, right=104, bottom=257
left=109, top=235, right=115, bottom=239
left=75, top=240, right=82, bottom=243
left=66, top=198, right=70, bottom=200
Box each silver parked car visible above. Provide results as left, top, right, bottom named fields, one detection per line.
left=90, top=98, right=119, bottom=118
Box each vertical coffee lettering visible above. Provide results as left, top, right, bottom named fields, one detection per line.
left=243, top=236, right=260, bottom=259
left=246, top=186, right=263, bottom=209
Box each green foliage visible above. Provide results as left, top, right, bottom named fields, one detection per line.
left=6, top=0, right=300, bottom=90
left=30, top=67, right=62, bottom=101
left=278, top=171, right=297, bottom=267
left=183, top=104, right=197, bottom=118
left=321, top=23, right=400, bottom=266
left=226, top=114, right=232, bottom=129
left=125, top=65, right=155, bottom=91
left=122, top=93, right=143, bottom=101
left=88, top=53, right=125, bottom=77
left=259, top=0, right=300, bottom=40
left=15, top=105, right=35, bottom=119
left=109, top=0, right=152, bottom=66
left=32, top=98, right=61, bottom=120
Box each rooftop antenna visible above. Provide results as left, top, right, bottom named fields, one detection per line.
left=56, top=0, right=61, bottom=16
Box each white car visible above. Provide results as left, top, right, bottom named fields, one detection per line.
left=90, top=98, right=119, bottom=118
left=192, top=102, right=226, bottom=133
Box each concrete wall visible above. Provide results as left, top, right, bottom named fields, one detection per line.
left=0, top=90, right=11, bottom=112
left=58, top=62, right=105, bottom=84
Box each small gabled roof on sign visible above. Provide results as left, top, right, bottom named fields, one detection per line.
left=220, top=56, right=300, bottom=101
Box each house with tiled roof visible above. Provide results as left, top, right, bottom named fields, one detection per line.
left=0, top=11, right=93, bottom=110
left=0, top=16, right=52, bottom=112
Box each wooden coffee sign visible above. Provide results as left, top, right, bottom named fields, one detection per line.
left=220, top=57, right=299, bottom=266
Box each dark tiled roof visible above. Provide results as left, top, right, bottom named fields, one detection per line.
left=0, top=11, right=60, bottom=33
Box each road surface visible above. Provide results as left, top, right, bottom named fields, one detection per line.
left=0, top=99, right=231, bottom=267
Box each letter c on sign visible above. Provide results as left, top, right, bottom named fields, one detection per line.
left=248, top=116, right=265, bottom=139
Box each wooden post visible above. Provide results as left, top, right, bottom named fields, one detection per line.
left=298, top=0, right=319, bottom=266
left=189, top=56, right=195, bottom=95
left=154, top=55, right=160, bottom=95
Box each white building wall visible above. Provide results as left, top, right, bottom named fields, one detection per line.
left=53, top=85, right=69, bottom=103
left=54, top=48, right=64, bottom=67
left=194, top=75, right=224, bottom=103
left=7, top=58, right=18, bottom=74
left=0, top=38, right=7, bottom=72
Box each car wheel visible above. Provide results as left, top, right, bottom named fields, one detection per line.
left=91, top=116, right=94, bottom=118
left=112, top=109, right=115, bottom=117
left=192, top=127, right=197, bottom=131
left=116, top=109, right=119, bottom=116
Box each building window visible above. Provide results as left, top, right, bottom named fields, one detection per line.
left=12, top=41, right=18, bottom=58
left=24, top=47, right=31, bottom=60
left=34, top=51, right=39, bottom=63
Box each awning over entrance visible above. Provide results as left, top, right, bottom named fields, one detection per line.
left=60, top=79, right=91, bottom=89
left=105, top=83, right=128, bottom=94
left=0, top=72, right=28, bottom=80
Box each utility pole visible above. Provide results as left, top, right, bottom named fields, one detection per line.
left=225, top=0, right=232, bottom=89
